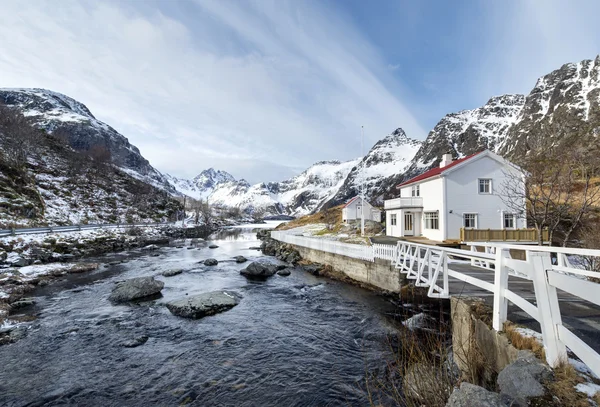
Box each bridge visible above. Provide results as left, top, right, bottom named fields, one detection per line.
left=270, top=231, right=600, bottom=378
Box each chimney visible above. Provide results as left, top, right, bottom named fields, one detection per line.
left=439, top=153, right=453, bottom=168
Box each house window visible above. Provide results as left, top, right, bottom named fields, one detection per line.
left=503, top=213, right=515, bottom=229
left=424, top=212, right=439, bottom=230
left=411, top=185, right=420, bottom=197
left=464, top=213, right=477, bottom=228
left=478, top=179, right=492, bottom=194
left=391, top=214, right=397, bottom=226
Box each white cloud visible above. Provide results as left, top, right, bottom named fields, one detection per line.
left=0, top=0, right=425, bottom=183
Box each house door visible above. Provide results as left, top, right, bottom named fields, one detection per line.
left=404, top=213, right=414, bottom=236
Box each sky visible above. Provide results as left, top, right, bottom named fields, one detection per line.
left=0, top=0, right=599, bottom=183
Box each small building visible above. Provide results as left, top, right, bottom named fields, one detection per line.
left=384, top=150, right=531, bottom=242
left=342, top=196, right=381, bottom=223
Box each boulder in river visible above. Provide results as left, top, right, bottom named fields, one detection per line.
left=141, top=244, right=159, bottom=251
left=208, top=245, right=219, bottom=249
left=204, top=259, right=218, bottom=266
left=234, top=255, right=247, bottom=263
left=166, top=291, right=241, bottom=319
left=108, top=277, right=164, bottom=303
left=277, top=268, right=292, bottom=276
left=122, top=335, right=149, bottom=348
left=162, top=269, right=183, bottom=277
left=240, top=261, right=278, bottom=278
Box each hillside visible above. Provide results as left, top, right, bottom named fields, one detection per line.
left=0, top=103, right=180, bottom=227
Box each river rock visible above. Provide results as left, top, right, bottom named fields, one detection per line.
left=240, top=261, right=278, bottom=278
left=166, top=291, right=241, bottom=319
left=162, top=269, right=183, bottom=277
left=497, top=350, right=553, bottom=404
left=208, top=245, right=219, bottom=249
left=122, top=335, right=149, bottom=348
left=234, top=255, right=247, bottom=263
left=204, top=259, right=218, bottom=266
left=141, top=244, right=159, bottom=251
left=446, top=383, right=505, bottom=407
left=10, top=298, right=35, bottom=309
left=0, top=251, right=7, bottom=262
left=277, top=268, right=292, bottom=276
left=9, top=256, right=28, bottom=267
left=108, top=277, right=164, bottom=303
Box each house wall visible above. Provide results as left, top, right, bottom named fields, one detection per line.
left=343, top=198, right=380, bottom=222
left=386, top=209, right=402, bottom=237
left=445, top=156, right=526, bottom=240
left=400, top=177, right=445, bottom=241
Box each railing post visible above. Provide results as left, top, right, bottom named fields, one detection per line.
left=529, top=252, right=568, bottom=367
left=492, top=247, right=510, bottom=331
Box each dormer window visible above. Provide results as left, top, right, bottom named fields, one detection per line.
left=411, top=185, right=420, bottom=197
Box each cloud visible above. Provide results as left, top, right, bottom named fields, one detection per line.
left=0, top=0, right=425, bottom=183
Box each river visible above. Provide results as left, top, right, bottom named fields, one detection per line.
left=0, top=224, right=402, bottom=406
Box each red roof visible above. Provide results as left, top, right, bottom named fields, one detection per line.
left=343, top=196, right=360, bottom=208
left=396, top=152, right=483, bottom=188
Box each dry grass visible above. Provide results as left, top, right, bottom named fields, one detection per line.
left=504, top=322, right=546, bottom=360
left=546, top=361, right=590, bottom=407
left=276, top=205, right=344, bottom=231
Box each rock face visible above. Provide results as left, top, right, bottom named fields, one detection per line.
left=0, top=88, right=174, bottom=191
left=446, top=383, right=505, bottom=407
left=240, top=261, right=279, bottom=278
left=166, top=291, right=241, bottom=319
left=497, top=350, right=553, bottom=404
left=108, top=277, right=164, bottom=303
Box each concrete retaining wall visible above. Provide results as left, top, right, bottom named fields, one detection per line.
left=292, top=245, right=402, bottom=292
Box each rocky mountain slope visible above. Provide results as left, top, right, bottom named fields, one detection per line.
left=0, top=88, right=175, bottom=193
left=165, top=169, right=236, bottom=200
left=0, top=96, right=180, bottom=227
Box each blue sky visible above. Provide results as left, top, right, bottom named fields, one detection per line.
left=0, top=0, right=599, bottom=183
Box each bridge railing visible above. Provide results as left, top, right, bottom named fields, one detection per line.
left=395, top=240, right=600, bottom=377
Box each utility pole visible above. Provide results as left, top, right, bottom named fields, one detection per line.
left=361, top=125, right=365, bottom=237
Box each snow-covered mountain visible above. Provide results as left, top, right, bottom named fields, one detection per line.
left=0, top=88, right=175, bottom=193
left=326, top=128, right=421, bottom=206
left=165, top=168, right=237, bottom=200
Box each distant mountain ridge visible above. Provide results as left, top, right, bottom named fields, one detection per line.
left=2, top=55, right=598, bottom=221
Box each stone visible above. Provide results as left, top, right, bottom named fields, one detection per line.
left=108, top=277, right=164, bottom=303
left=208, top=245, right=219, bottom=249
left=446, top=383, right=505, bottom=407
left=0, top=251, right=7, bottom=262
left=10, top=256, right=28, bottom=267
left=187, top=247, right=195, bottom=250
left=162, top=269, right=183, bottom=277
left=176, top=246, right=184, bottom=249
left=234, top=256, right=247, bottom=263
left=277, top=268, right=292, bottom=276
left=301, top=264, right=324, bottom=276
left=122, top=336, right=149, bottom=348
left=204, top=259, right=218, bottom=266
left=10, top=298, right=35, bottom=309
left=141, top=244, right=159, bottom=251
left=240, top=261, right=278, bottom=278
left=166, top=291, right=241, bottom=319
left=248, top=246, right=261, bottom=250
left=497, top=350, right=553, bottom=404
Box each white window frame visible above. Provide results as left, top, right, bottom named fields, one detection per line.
left=390, top=214, right=397, bottom=226
left=424, top=211, right=439, bottom=230
left=478, top=178, right=492, bottom=194
left=503, top=212, right=516, bottom=229
left=411, top=185, right=420, bottom=197
left=463, top=213, right=478, bottom=229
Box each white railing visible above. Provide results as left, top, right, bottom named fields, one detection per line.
left=271, top=231, right=374, bottom=261
left=373, top=243, right=398, bottom=261
left=384, top=197, right=423, bottom=210
left=395, top=240, right=600, bottom=377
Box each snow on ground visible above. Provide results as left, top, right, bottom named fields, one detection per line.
left=575, top=382, right=600, bottom=398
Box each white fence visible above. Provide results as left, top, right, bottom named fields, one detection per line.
left=396, top=240, right=600, bottom=377
left=270, top=231, right=375, bottom=261
left=270, top=230, right=600, bottom=378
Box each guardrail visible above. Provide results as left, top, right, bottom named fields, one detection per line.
left=395, top=240, right=600, bottom=377
left=270, top=231, right=375, bottom=261
left=0, top=222, right=175, bottom=238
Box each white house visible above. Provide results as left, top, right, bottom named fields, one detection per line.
left=384, top=150, right=527, bottom=242
left=342, top=196, right=382, bottom=223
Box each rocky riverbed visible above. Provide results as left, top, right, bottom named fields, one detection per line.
left=0, top=223, right=411, bottom=406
